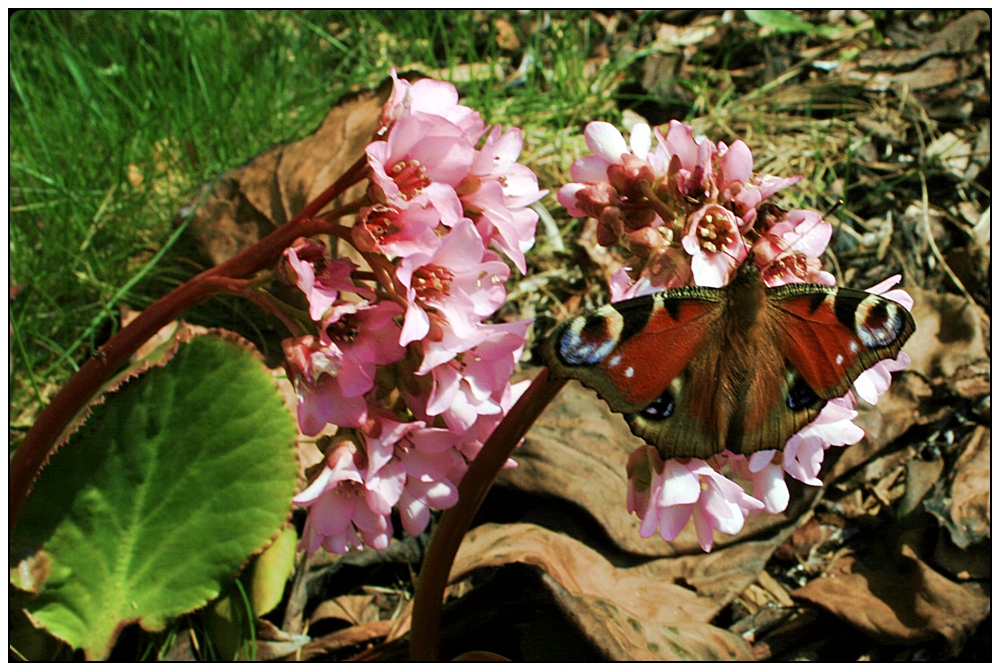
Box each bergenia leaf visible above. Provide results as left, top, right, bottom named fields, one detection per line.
left=10, top=333, right=299, bottom=660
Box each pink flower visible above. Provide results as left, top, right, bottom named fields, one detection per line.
left=753, top=209, right=835, bottom=287
left=452, top=378, right=530, bottom=469
left=320, top=300, right=406, bottom=398
left=353, top=203, right=442, bottom=259
left=398, top=444, right=464, bottom=536
left=378, top=70, right=485, bottom=143
left=462, top=126, right=546, bottom=273
left=294, top=442, right=392, bottom=553
left=628, top=446, right=764, bottom=552
left=681, top=203, right=747, bottom=287
left=420, top=321, right=530, bottom=433
left=396, top=220, right=510, bottom=346
left=364, top=410, right=465, bottom=536
left=283, top=336, right=367, bottom=434
left=284, top=244, right=368, bottom=321
left=783, top=397, right=864, bottom=486
left=727, top=451, right=789, bottom=515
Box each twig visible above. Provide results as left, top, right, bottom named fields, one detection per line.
left=918, top=171, right=974, bottom=306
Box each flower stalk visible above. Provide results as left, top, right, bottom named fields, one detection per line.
left=408, top=368, right=565, bottom=661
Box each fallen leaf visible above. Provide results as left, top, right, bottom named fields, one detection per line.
left=451, top=523, right=719, bottom=624
left=544, top=575, right=752, bottom=661
left=299, top=620, right=393, bottom=660
left=925, top=426, right=990, bottom=549
left=903, top=286, right=989, bottom=380
left=309, top=594, right=378, bottom=627
left=450, top=523, right=752, bottom=660
left=926, top=132, right=971, bottom=178
left=244, top=619, right=310, bottom=661
left=793, top=544, right=990, bottom=649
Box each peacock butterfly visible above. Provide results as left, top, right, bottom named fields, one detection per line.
left=542, top=256, right=915, bottom=460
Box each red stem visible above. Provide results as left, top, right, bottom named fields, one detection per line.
left=9, top=155, right=370, bottom=536
left=408, top=369, right=566, bottom=661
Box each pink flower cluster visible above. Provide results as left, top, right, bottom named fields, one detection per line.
left=287, top=71, right=544, bottom=554
left=560, top=121, right=912, bottom=551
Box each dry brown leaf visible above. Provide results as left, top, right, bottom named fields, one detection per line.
left=887, top=56, right=977, bottom=92
left=309, top=594, right=377, bottom=627
left=904, top=285, right=989, bottom=380
left=635, top=536, right=794, bottom=612
left=451, top=523, right=719, bottom=625
left=793, top=544, right=990, bottom=649
left=244, top=619, right=309, bottom=661
left=926, top=425, right=990, bottom=549
left=543, top=574, right=753, bottom=661
left=276, top=88, right=383, bottom=221
left=236, top=144, right=287, bottom=227
left=450, top=523, right=751, bottom=661
left=298, top=620, right=394, bottom=660
left=857, top=11, right=989, bottom=70
left=177, top=87, right=387, bottom=268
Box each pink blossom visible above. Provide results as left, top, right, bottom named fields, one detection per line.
left=452, top=378, right=530, bottom=469
left=783, top=397, right=864, bottom=486
left=320, top=300, right=405, bottom=397
left=627, top=446, right=764, bottom=552
left=728, top=451, right=789, bottom=515
left=420, top=321, right=529, bottom=433
left=378, top=70, right=485, bottom=143
left=462, top=126, right=546, bottom=273
left=752, top=210, right=835, bottom=286
left=294, top=442, right=392, bottom=553
left=558, top=122, right=664, bottom=240
left=681, top=204, right=747, bottom=287
left=284, top=245, right=367, bottom=321
left=397, top=445, right=464, bottom=536
left=396, top=220, right=510, bottom=346
left=364, top=410, right=465, bottom=536
left=353, top=203, right=442, bottom=259
left=282, top=336, right=367, bottom=434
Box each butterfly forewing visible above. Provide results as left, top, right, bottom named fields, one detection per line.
left=771, top=284, right=916, bottom=400
left=543, top=288, right=725, bottom=415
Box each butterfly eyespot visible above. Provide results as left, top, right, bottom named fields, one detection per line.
left=642, top=388, right=676, bottom=420
left=855, top=297, right=905, bottom=348
left=556, top=309, right=623, bottom=366
left=787, top=375, right=820, bottom=411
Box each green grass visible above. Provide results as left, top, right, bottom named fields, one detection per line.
left=8, top=10, right=621, bottom=421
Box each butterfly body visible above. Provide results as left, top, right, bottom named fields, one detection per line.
left=542, top=260, right=915, bottom=460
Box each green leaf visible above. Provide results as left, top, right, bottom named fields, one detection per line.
left=744, top=10, right=838, bottom=38
left=11, top=334, right=299, bottom=660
